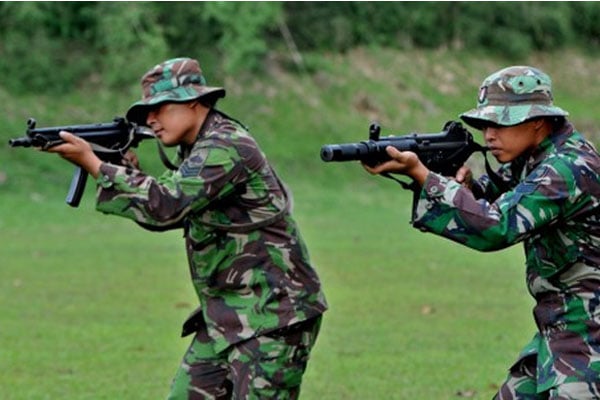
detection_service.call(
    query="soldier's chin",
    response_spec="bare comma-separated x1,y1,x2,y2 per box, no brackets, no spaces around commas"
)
492,151,513,163
159,137,179,147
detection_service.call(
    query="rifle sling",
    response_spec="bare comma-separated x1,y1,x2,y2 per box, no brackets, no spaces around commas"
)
482,150,514,194
71,126,138,157
156,140,180,171
380,172,418,191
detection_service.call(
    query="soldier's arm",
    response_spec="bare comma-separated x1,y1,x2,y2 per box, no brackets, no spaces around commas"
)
95,142,243,227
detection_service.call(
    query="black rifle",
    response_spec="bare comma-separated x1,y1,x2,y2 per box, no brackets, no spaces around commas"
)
320,120,486,185
9,117,155,207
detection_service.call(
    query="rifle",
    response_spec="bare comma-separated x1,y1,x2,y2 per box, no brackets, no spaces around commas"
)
9,117,155,207
320,120,486,186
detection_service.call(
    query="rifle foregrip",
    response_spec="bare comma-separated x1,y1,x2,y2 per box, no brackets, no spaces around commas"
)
66,167,89,208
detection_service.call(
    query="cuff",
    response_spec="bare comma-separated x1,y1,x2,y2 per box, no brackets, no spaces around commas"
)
421,173,447,200
96,163,125,188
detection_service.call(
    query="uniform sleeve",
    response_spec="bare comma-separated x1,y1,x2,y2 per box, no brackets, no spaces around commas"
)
95,141,244,228
412,157,579,252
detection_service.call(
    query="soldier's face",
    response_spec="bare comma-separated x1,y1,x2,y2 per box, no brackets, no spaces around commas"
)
146,102,205,146
483,120,544,163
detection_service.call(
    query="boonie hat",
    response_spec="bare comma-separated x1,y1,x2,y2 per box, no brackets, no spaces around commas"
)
460,65,568,130
126,57,225,125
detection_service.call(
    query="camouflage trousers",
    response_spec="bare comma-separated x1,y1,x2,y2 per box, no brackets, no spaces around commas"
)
166,316,322,400
493,354,600,400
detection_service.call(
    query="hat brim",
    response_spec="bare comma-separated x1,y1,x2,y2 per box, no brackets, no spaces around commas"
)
460,104,569,130
126,85,225,125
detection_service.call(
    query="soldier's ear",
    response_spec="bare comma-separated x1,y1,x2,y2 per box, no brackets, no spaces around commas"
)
190,101,210,111
531,118,547,132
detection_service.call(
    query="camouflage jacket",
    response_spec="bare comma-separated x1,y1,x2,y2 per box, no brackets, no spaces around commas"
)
412,122,600,391
95,110,327,353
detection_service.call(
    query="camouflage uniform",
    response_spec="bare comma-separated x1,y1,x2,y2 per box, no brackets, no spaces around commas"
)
412,67,600,399
96,58,328,399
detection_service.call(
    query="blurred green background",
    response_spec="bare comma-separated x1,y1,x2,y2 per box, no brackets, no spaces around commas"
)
2,2,600,399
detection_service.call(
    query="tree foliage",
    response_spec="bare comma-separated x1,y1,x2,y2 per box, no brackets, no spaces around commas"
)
0,2,598,94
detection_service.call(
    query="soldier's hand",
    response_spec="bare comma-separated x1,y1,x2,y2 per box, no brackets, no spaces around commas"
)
45,131,102,178
362,146,429,186
454,166,473,189
122,150,140,169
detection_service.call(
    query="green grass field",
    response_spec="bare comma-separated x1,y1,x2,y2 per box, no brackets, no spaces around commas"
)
1,178,531,400
2,48,600,399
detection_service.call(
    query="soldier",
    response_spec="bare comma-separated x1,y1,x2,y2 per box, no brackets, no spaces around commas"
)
363,66,600,399
45,57,328,399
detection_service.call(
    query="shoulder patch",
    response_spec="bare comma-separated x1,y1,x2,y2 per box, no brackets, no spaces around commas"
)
180,147,209,177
